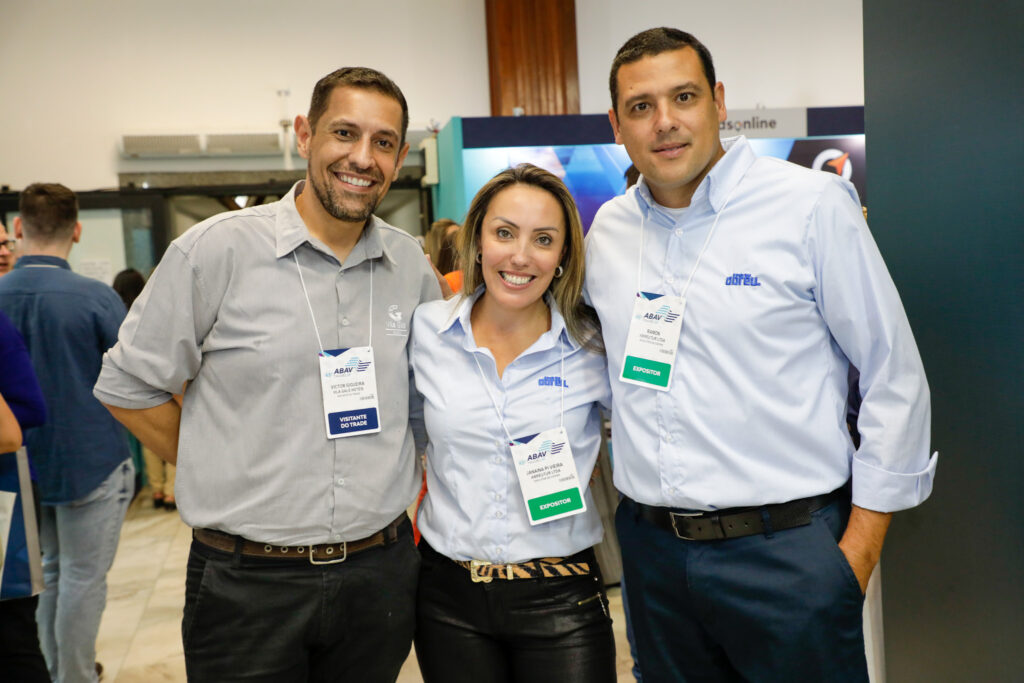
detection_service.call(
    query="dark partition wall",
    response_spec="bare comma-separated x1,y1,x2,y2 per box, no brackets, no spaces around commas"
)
863,2,1024,680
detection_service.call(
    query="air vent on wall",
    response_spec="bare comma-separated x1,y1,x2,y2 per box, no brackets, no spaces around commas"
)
205,133,281,156
122,134,202,157
119,133,288,158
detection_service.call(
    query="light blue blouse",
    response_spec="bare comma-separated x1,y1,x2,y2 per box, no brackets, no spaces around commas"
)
410,290,611,564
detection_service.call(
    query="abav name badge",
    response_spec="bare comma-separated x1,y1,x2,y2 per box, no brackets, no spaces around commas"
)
318,346,381,439
620,291,686,391
509,427,585,525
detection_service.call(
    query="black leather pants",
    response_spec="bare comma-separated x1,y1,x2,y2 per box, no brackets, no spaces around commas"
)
415,540,616,683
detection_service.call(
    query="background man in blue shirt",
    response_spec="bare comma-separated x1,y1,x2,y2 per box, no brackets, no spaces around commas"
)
0,184,133,683
585,28,936,681
0,222,17,275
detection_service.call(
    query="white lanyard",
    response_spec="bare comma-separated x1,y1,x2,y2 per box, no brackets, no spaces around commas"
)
472,324,586,526
471,325,565,444
635,183,740,296
293,250,373,350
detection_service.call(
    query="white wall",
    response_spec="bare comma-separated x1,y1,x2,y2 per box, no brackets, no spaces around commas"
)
1,0,864,192
0,0,490,191
576,0,864,114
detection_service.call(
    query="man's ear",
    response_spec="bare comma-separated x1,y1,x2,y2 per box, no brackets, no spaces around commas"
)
13,216,23,239
71,221,82,243
608,108,623,145
295,114,313,160
714,82,727,122
393,141,411,180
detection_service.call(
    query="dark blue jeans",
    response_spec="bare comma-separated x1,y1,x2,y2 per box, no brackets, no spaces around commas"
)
183,519,419,682
616,497,867,683
414,540,617,683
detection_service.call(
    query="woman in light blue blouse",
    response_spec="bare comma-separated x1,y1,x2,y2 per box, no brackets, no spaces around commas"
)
409,164,615,682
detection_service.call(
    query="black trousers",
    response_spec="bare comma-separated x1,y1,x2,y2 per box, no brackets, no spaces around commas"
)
183,519,419,683
414,540,616,683
0,595,50,682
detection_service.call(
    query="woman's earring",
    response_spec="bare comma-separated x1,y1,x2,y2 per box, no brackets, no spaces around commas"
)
475,253,482,264
554,265,564,278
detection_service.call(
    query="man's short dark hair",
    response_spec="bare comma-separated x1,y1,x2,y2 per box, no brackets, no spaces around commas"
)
19,183,78,241
307,67,409,147
609,28,717,113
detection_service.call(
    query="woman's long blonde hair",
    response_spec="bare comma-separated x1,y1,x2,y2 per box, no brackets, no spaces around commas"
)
456,163,601,351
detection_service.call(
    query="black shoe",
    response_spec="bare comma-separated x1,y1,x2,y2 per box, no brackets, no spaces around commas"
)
164,500,177,511
153,496,164,509
96,661,104,681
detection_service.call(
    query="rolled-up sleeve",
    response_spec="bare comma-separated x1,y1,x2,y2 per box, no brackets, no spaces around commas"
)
809,178,937,512
94,243,214,409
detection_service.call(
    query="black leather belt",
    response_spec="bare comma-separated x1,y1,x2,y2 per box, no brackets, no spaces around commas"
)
634,488,843,541
193,513,406,565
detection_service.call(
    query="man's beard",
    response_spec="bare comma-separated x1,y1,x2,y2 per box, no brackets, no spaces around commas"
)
310,171,381,223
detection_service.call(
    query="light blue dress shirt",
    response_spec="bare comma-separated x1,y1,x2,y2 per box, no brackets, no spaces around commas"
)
410,290,611,564
585,136,936,513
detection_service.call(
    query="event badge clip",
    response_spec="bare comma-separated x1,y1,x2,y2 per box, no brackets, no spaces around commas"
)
319,347,381,439
294,252,382,440
620,183,739,392
509,427,586,525
472,326,583,525
620,292,685,391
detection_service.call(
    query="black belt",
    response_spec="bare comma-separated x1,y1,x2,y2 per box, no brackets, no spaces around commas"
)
634,487,843,541
193,513,406,565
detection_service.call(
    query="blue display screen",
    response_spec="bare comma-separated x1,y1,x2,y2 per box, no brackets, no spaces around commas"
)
460,135,866,234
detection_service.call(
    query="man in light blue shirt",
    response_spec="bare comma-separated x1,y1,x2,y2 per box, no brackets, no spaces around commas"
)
585,28,936,682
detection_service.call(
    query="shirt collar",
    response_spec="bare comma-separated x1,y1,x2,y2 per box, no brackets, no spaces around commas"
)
274,180,396,267
633,135,756,225
13,254,70,270
439,287,577,354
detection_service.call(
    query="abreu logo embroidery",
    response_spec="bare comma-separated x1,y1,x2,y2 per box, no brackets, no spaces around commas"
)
724,273,762,287
537,376,569,388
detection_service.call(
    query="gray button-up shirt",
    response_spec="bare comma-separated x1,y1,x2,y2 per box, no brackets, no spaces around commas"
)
95,182,440,544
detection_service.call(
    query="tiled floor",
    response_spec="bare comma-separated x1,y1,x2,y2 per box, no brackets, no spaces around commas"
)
96,495,639,682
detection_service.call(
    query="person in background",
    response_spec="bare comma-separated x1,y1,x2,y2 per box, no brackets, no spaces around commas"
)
0,222,17,275
586,27,936,681
0,183,133,683
95,67,441,681
111,268,176,510
0,309,49,682
425,217,462,292
410,164,615,682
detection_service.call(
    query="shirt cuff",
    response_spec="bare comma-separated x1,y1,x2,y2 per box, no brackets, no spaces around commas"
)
93,363,175,410
851,451,938,513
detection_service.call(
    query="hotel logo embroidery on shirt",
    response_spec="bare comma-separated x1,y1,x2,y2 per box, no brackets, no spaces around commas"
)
385,304,409,336
724,273,762,287
537,376,569,388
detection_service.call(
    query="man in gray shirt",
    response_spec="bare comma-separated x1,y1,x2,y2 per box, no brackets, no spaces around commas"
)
95,67,440,681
